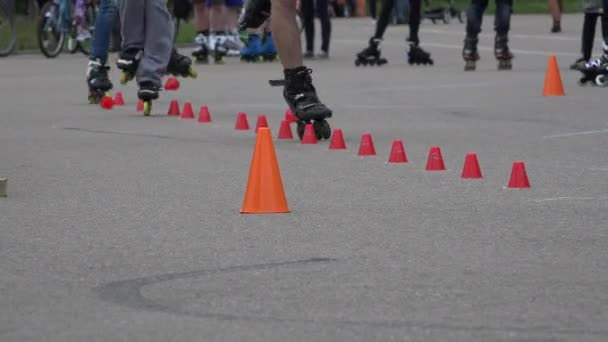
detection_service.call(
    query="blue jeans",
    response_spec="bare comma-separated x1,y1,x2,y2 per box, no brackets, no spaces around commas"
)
465,0,513,38
90,0,117,64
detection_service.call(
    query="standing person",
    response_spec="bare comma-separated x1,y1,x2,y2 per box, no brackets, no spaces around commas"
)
571,0,606,69
302,0,332,58
548,0,563,32
115,0,196,115
575,0,608,85
192,0,212,62
238,0,333,140
462,0,514,71
354,0,433,66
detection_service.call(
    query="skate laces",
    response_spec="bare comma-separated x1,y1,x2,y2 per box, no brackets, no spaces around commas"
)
586,54,608,68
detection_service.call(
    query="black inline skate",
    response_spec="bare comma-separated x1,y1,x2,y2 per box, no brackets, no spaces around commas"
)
494,34,513,70
269,67,332,141
238,0,271,30
86,58,113,104
137,81,161,116
167,48,198,78
355,38,388,66
462,36,479,71
116,48,142,85
576,52,608,86
406,36,433,65
213,37,229,64
192,33,210,64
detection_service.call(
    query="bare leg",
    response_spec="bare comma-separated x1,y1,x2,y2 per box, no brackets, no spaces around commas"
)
548,0,562,32
193,0,210,32
271,0,303,68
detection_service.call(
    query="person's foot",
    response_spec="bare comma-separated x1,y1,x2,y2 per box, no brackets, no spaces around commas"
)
303,51,315,59
551,20,561,33
316,51,329,59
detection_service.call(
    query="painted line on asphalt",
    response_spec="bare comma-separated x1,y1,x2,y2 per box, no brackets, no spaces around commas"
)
542,129,608,139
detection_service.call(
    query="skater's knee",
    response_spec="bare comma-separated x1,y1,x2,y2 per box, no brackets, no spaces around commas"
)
272,0,297,12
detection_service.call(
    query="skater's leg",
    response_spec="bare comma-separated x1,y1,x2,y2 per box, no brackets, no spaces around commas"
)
407,0,421,43
317,0,331,55
494,0,513,37
301,0,315,55
582,11,599,61
118,0,145,51
548,0,562,32
90,0,116,65
138,0,174,87
373,0,395,39
270,0,303,68
465,0,488,39
194,0,210,34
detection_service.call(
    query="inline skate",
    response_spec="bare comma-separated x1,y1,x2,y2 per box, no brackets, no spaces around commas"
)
355,38,388,66
260,32,278,62
86,58,113,104
192,33,210,64
137,81,161,116
495,34,513,70
576,52,608,86
167,48,198,78
212,35,229,64
270,67,332,141
407,36,433,65
240,34,263,62
462,36,479,71
238,0,271,30
117,48,142,85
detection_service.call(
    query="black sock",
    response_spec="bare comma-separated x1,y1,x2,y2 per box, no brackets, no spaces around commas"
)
582,12,599,60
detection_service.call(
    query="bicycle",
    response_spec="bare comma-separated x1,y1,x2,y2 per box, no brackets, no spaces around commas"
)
37,0,97,58
0,0,17,57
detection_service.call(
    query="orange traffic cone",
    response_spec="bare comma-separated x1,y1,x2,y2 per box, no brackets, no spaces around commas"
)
543,55,565,96
241,127,290,214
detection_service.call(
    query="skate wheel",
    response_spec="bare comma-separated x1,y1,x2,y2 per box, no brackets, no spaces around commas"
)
189,68,198,79
296,121,306,141
595,74,607,86
314,120,331,140
355,59,361,67
143,101,151,116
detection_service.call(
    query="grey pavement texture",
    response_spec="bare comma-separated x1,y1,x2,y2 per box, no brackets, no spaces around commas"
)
1,14,608,342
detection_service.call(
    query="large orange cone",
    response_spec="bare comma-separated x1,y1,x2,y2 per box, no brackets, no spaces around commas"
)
507,161,530,188
241,127,290,214
461,153,482,178
388,139,407,163
426,146,446,171
543,55,565,96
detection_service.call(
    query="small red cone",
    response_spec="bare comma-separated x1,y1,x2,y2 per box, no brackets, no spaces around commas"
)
198,106,212,123
461,153,482,178
425,146,446,171
285,109,297,123
164,77,180,91
113,92,125,106
235,112,249,130
301,124,318,144
255,114,269,132
388,139,407,163
181,102,195,119
329,129,346,150
357,133,376,156
508,161,530,188
137,99,144,112
277,120,293,139
100,96,114,110
168,100,180,116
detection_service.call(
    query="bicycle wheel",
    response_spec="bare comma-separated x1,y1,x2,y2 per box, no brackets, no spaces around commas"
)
0,0,17,57
38,1,66,58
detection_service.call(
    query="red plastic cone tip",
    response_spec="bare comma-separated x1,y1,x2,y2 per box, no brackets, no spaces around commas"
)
388,139,407,163
277,120,293,139
285,109,297,123
181,102,195,119
301,124,318,144
508,161,531,188
255,115,269,132
113,92,125,106
329,128,347,150
425,146,446,171
100,96,114,110
198,106,212,122
137,99,144,112
461,153,482,178
357,133,376,156
168,100,180,116
164,77,180,91
235,112,250,130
